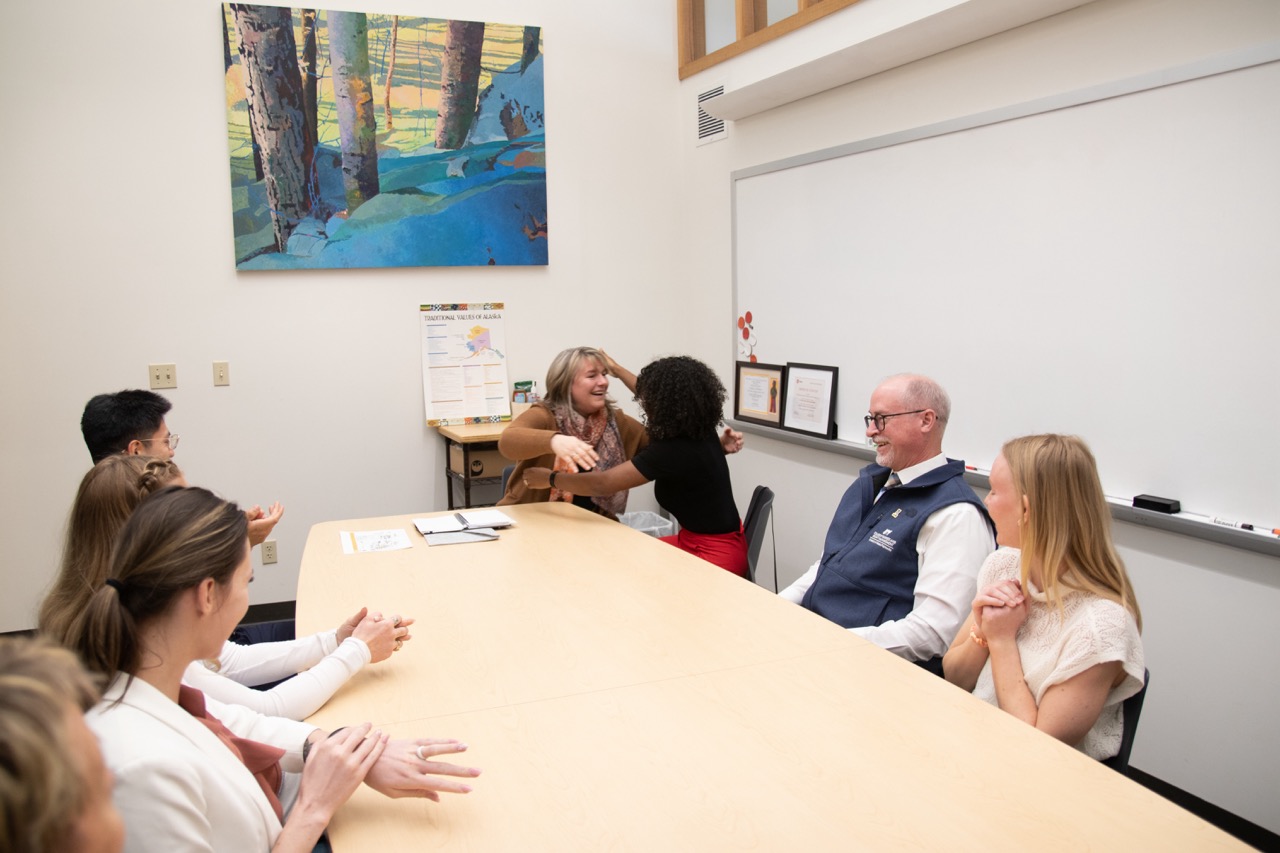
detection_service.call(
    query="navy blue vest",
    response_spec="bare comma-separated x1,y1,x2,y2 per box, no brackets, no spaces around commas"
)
801,459,991,630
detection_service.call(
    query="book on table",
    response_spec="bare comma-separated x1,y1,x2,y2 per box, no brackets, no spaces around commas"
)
413,509,515,544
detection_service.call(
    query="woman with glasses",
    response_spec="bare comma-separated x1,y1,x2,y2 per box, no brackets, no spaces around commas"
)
40,454,413,721
69,486,479,853
522,356,749,576
942,434,1144,760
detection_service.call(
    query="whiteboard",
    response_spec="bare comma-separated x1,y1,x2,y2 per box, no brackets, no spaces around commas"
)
732,46,1280,526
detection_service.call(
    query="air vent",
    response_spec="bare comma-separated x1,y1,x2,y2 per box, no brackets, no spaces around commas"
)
696,85,728,146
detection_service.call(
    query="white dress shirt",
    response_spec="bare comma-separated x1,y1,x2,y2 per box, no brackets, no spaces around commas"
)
780,454,995,661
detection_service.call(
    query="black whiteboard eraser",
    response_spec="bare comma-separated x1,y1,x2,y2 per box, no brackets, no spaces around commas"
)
1134,494,1180,514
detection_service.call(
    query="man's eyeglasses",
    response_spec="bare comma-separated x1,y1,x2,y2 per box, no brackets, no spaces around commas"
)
138,434,180,451
863,410,925,431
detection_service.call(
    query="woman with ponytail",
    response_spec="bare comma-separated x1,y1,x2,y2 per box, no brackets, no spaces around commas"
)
68,486,479,853
40,455,412,720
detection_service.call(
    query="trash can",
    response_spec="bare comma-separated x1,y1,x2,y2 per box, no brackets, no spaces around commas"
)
619,510,675,538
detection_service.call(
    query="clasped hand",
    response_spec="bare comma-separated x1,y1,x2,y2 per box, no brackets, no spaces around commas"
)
336,607,415,663
971,579,1027,644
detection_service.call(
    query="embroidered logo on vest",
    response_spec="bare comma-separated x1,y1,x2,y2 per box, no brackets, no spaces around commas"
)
869,527,897,552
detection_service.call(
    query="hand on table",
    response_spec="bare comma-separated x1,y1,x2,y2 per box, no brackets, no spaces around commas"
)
246,501,284,547
364,738,481,801
297,723,388,820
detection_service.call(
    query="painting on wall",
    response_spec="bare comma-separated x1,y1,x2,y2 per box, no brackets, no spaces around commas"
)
223,4,547,269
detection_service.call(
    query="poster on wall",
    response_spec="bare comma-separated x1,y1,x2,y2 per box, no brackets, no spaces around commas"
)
223,5,547,269
420,304,511,426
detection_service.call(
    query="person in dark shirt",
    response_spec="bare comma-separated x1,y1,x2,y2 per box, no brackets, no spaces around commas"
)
523,355,748,576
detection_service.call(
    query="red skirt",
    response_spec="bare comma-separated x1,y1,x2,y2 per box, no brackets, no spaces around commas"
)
661,526,749,577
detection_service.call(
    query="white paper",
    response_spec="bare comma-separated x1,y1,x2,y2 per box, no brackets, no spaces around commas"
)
420,304,511,424
339,529,414,554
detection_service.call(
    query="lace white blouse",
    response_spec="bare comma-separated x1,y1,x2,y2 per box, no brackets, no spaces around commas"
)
972,548,1144,759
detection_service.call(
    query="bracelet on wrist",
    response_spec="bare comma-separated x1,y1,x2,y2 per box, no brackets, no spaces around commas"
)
302,727,348,762
549,471,557,488
969,625,989,648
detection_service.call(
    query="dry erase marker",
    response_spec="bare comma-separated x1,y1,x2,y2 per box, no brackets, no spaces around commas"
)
1211,517,1254,531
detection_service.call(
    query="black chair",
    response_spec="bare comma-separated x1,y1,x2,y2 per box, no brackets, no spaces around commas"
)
1102,668,1150,774
501,464,515,493
742,485,775,584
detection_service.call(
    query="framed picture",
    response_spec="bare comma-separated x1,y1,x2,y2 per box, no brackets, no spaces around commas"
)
781,362,839,439
734,361,786,427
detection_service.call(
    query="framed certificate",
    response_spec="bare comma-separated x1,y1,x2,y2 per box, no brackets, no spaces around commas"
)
733,361,786,427
781,362,838,439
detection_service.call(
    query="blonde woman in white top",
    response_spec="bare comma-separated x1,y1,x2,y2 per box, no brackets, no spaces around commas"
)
942,434,1144,760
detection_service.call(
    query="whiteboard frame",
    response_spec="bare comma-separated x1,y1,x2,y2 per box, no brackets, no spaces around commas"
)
729,42,1280,559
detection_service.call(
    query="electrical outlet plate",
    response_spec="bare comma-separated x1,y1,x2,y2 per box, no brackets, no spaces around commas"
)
261,540,278,564
149,363,177,390
213,360,230,386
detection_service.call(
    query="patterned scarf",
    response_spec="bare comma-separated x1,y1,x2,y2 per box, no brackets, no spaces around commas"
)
178,685,285,822
552,405,628,519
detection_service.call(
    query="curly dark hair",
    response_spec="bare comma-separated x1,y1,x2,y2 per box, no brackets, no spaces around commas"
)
634,356,726,440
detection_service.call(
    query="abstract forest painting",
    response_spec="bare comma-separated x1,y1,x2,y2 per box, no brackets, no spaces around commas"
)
223,5,547,269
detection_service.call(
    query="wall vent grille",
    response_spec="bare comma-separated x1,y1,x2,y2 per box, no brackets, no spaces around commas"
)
697,86,728,145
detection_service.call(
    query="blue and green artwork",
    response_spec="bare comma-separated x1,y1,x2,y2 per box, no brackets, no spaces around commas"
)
223,5,547,269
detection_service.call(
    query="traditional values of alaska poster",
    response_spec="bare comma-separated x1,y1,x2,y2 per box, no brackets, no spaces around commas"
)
420,304,511,425
223,5,547,269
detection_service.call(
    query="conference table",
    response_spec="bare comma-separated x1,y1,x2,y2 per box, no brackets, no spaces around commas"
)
297,502,1241,851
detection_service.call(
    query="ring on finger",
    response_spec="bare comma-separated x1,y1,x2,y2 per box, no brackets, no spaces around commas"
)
416,745,428,760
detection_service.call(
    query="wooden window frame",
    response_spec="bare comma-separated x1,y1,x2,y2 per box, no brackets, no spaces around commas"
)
678,0,862,80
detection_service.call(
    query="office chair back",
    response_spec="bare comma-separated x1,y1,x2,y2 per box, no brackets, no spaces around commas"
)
501,465,515,493
1102,668,1149,774
742,485,775,584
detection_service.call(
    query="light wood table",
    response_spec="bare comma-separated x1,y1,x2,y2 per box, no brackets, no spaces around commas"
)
298,502,1243,851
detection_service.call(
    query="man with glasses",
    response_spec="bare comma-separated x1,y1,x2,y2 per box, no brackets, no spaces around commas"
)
79,389,282,546
81,389,178,463
780,374,994,676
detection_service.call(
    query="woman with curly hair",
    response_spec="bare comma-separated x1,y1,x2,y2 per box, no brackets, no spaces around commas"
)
499,347,743,520
524,355,749,576
498,346,649,519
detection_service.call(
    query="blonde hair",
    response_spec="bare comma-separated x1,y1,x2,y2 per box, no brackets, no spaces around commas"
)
543,347,615,414
0,637,101,853
1002,434,1142,631
39,455,183,646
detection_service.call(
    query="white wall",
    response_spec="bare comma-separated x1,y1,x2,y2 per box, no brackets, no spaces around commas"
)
681,0,1280,833
0,0,685,630
3,0,1277,836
